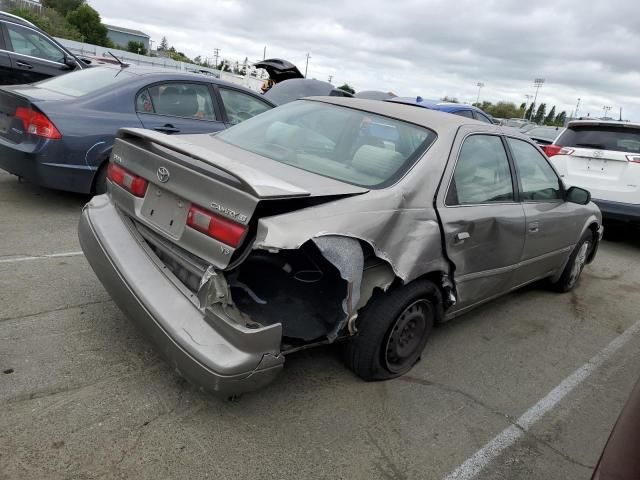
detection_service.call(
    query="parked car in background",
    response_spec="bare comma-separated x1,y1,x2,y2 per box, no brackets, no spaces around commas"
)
0,11,86,85
547,120,640,224
388,97,494,123
263,78,353,105
503,118,535,129
524,125,563,145
79,97,602,395
0,65,275,194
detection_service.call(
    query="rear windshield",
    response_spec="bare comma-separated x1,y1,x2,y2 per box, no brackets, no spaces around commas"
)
36,67,136,97
557,125,640,153
216,100,437,188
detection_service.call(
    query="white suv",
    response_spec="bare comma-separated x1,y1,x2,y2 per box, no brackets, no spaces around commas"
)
546,120,640,223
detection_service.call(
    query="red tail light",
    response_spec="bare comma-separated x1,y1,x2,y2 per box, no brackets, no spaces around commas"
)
15,107,62,139
626,155,640,164
107,162,148,197
187,205,247,248
542,144,563,157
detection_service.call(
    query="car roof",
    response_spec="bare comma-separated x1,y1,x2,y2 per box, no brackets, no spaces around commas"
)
89,65,270,98
305,96,484,131
388,97,485,114
567,119,640,129
0,11,38,28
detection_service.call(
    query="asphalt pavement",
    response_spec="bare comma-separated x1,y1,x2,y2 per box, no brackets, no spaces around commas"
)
1,169,639,480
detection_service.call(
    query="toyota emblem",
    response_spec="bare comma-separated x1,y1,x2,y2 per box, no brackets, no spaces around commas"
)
157,166,170,183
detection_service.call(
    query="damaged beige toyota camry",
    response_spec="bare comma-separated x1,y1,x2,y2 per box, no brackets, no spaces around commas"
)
79,97,603,395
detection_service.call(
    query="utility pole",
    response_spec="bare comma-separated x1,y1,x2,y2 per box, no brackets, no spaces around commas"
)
529,78,545,122
213,48,220,69
523,94,532,119
263,46,266,60
475,82,484,105
304,53,311,78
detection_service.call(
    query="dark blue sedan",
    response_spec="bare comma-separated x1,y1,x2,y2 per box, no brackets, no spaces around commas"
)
387,96,494,124
0,66,275,193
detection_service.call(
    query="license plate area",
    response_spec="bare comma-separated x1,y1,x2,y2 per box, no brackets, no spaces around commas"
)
140,186,189,238
586,158,607,172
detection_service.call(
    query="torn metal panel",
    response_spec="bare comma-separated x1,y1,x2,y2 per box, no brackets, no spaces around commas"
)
253,186,450,284
312,236,364,339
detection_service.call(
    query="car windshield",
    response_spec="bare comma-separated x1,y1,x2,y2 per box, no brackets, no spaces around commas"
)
557,125,640,153
36,67,136,97
216,100,437,188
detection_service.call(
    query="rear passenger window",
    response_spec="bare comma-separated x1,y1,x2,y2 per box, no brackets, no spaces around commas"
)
447,135,514,205
507,138,562,201
453,110,474,119
139,83,217,120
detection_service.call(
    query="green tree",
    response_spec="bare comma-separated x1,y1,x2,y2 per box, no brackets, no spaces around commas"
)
544,106,556,125
42,0,83,16
554,111,567,126
126,41,147,55
525,103,535,120
8,7,82,41
66,4,110,46
441,95,459,103
534,103,546,124
158,36,169,51
488,102,520,119
338,83,356,94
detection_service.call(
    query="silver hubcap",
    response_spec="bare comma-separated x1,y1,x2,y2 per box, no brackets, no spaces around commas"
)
568,241,590,287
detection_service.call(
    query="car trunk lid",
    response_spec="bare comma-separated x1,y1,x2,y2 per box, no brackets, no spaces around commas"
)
110,128,368,270
0,87,67,144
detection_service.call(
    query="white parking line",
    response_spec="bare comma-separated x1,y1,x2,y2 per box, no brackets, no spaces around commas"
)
443,317,640,480
0,251,84,264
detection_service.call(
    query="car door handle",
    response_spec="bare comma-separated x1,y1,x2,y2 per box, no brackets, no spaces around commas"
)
455,231,471,242
154,124,180,134
15,61,33,69
528,222,540,233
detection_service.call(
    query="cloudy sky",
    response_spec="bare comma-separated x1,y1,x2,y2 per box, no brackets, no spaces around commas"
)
92,0,640,120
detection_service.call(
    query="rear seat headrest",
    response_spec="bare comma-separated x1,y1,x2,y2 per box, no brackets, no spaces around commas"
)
352,145,405,179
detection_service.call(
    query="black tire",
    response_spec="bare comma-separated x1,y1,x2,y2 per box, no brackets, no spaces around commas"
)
93,161,108,195
551,230,594,293
344,279,443,381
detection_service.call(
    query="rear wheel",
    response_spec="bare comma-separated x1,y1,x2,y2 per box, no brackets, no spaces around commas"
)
344,280,442,381
551,231,593,293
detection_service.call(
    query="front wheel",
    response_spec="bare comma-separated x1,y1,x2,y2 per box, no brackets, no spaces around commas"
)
344,280,443,381
551,231,593,293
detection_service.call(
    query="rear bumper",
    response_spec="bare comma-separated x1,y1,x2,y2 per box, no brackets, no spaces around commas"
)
0,140,96,194
78,195,284,395
593,199,640,223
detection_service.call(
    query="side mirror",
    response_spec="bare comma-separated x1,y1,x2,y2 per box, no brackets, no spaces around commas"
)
566,186,591,205
63,55,78,69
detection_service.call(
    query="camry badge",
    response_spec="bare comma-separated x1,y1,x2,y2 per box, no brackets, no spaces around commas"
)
157,166,170,183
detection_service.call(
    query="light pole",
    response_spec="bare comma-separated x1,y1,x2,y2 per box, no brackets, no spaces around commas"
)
571,98,581,119
602,105,612,119
213,48,220,69
529,78,545,122
475,82,484,105
328,75,333,83
523,94,532,119
304,52,311,78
